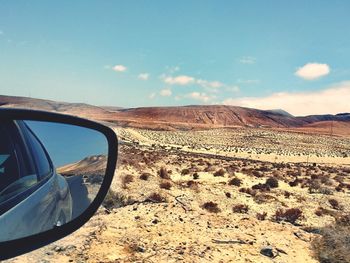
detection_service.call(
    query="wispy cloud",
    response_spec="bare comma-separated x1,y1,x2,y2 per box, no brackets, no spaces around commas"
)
223,81,350,116
164,75,195,85
162,74,236,94
185,92,215,103
226,85,240,92
196,79,224,89
295,63,330,80
112,65,127,72
165,66,180,74
237,79,260,84
138,73,149,80
160,88,172,97
148,92,156,99
238,56,256,64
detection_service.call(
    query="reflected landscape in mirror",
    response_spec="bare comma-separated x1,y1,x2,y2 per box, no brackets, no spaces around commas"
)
0,120,108,242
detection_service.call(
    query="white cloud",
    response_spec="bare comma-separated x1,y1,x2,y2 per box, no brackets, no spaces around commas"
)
186,92,215,103
226,85,240,92
295,63,330,80
112,65,127,72
237,79,260,84
138,73,149,80
196,79,224,89
148,92,156,99
238,56,256,64
160,88,172,97
164,75,195,85
223,81,350,116
166,66,180,74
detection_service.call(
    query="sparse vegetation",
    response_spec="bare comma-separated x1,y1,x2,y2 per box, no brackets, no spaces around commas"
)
256,212,267,221
328,199,341,210
122,174,134,189
274,208,303,224
228,177,242,187
181,168,190,175
103,189,133,210
213,168,225,177
265,177,279,188
232,204,249,213
159,167,170,179
140,172,151,181
159,181,172,190
202,201,221,213
147,192,167,203
312,214,350,263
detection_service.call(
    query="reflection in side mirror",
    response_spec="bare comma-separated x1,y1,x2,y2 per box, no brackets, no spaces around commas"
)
0,120,108,242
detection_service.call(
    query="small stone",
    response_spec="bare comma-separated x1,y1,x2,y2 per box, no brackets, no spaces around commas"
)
260,246,276,258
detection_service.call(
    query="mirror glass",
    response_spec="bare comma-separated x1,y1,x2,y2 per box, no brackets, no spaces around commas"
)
0,120,108,242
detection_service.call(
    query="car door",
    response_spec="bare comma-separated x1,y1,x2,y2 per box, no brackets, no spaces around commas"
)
0,120,62,241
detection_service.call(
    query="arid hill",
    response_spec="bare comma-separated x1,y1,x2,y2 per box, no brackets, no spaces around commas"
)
0,95,112,120
1,95,349,133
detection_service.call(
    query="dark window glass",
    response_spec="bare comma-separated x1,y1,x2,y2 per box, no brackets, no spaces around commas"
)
0,123,20,192
22,125,52,179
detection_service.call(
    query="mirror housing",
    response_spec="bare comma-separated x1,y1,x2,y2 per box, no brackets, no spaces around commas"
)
0,109,118,260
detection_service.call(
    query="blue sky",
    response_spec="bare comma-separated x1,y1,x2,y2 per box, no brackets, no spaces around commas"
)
0,1,350,115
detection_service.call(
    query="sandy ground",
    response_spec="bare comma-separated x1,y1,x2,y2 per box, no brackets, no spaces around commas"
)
6,127,350,263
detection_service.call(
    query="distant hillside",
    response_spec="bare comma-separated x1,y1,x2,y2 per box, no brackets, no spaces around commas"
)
109,105,304,130
0,95,113,120
1,95,349,133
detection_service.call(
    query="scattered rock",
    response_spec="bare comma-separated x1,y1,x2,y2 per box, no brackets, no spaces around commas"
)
260,246,277,258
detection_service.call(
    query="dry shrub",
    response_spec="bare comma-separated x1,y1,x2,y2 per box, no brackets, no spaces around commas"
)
232,204,249,213
147,192,167,203
202,201,221,213
186,180,199,192
284,191,291,198
140,172,151,181
159,167,170,179
192,172,199,180
275,208,302,224
333,175,344,183
122,174,134,189
256,212,267,221
308,180,322,193
252,170,263,178
103,189,134,209
335,183,344,192
329,199,341,210
252,183,270,192
315,207,338,217
239,187,257,197
265,177,279,188
228,177,242,187
225,192,231,198
312,214,350,263
181,168,190,175
124,240,144,254
213,168,225,177
160,181,172,190
253,193,278,204
289,179,299,187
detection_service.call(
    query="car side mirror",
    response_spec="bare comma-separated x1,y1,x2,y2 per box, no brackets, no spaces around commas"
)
0,109,118,260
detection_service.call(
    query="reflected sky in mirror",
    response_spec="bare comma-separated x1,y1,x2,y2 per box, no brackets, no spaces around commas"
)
25,121,108,167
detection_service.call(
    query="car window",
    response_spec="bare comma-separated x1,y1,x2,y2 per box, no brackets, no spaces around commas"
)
20,123,52,180
0,123,20,193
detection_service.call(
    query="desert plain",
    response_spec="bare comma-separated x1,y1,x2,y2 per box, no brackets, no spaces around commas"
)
1,96,350,263
7,125,350,263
